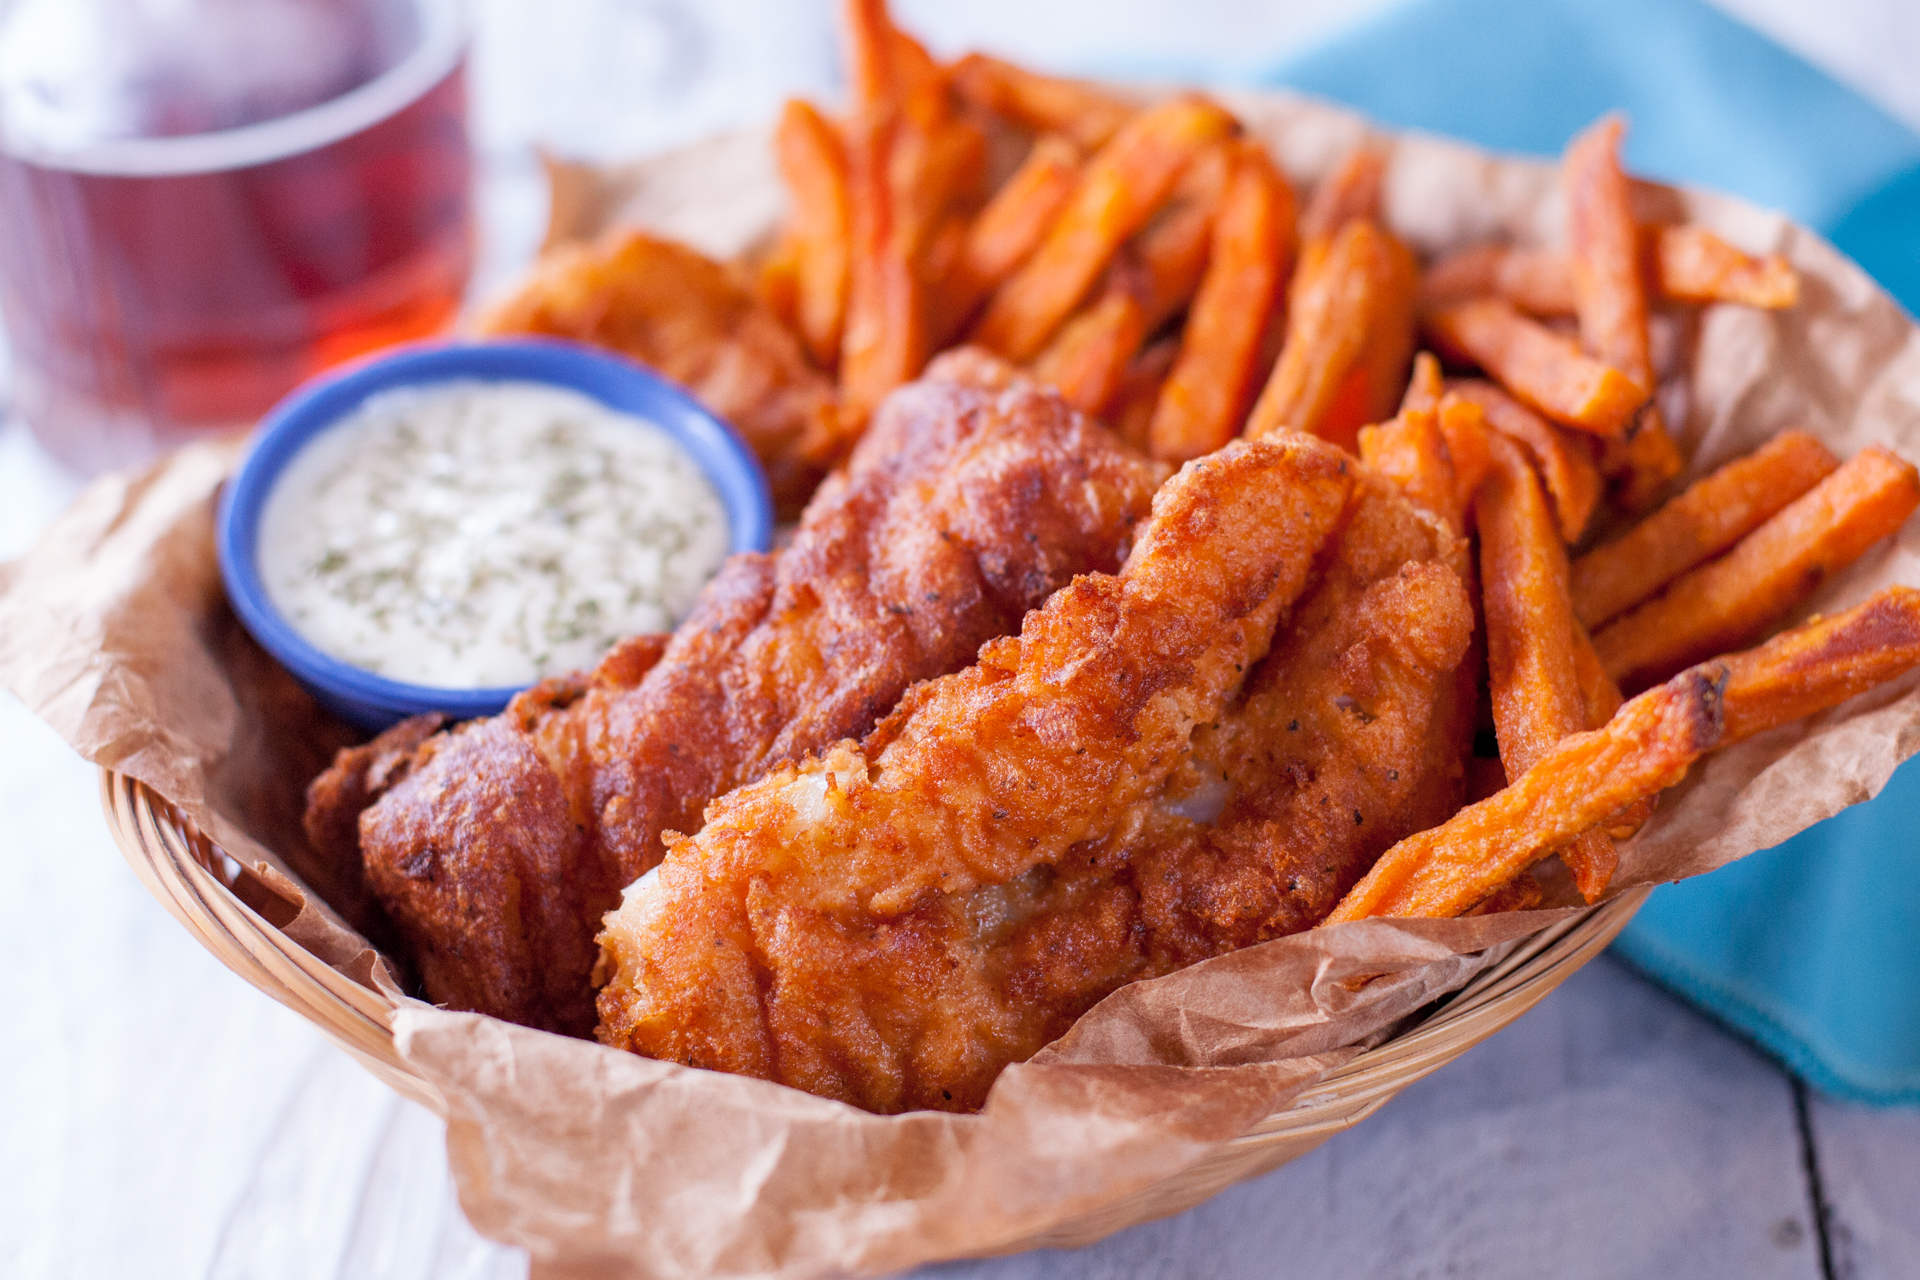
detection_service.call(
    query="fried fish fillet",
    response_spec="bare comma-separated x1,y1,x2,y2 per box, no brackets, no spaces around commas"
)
1132,472,1476,963
475,229,844,513
324,367,1164,1036
595,437,1362,1112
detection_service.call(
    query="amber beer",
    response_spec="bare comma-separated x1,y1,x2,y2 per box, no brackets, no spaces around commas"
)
0,0,473,474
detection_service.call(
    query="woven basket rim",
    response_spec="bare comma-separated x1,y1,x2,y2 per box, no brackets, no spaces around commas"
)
99,767,1649,1132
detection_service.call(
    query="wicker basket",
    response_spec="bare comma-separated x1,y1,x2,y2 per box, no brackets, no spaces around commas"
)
100,765,1648,1250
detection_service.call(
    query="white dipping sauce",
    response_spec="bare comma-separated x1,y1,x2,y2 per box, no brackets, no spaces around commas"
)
258,379,731,688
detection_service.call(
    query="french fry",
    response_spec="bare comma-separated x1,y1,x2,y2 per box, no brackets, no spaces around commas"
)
1448,380,1602,543
1418,228,1800,315
1566,117,1692,513
1571,430,1841,628
1327,587,1920,921
1596,446,1920,691
1421,244,1578,315
757,232,803,332
1651,224,1800,309
1028,289,1149,417
1353,234,1421,448
1400,350,1445,415
1148,142,1295,461
1477,433,1617,901
1127,141,1233,329
1246,219,1402,446
1570,617,1653,838
1719,586,1920,746
1359,407,1460,531
947,52,1136,151
1299,143,1387,249
1426,298,1647,436
939,134,1082,338
1565,118,1650,389
971,95,1237,361
1436,394,1493,519
838,0,933,419
838,3,987,422
1110,338,1180,451
774,99,854,368
1466,872,1545,915
1324,661,1725,922
1598,419,1685,514
1571,618,1623,730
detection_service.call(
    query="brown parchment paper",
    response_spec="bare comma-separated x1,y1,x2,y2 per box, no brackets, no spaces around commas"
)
6,85,1920,1280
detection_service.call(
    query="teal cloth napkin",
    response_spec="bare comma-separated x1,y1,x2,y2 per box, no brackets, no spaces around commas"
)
1264,0,1920,1104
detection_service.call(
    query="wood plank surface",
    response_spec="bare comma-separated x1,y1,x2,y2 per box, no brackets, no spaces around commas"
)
1811,1097,1920,1279
928,959,1825,1280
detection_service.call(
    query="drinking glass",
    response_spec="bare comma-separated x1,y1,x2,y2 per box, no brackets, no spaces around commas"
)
0,0,475,474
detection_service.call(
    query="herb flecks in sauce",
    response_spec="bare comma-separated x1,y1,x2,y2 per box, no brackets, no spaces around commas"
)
258,380,730,689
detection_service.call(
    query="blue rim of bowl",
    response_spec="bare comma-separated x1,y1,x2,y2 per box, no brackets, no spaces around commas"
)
217,338,774,728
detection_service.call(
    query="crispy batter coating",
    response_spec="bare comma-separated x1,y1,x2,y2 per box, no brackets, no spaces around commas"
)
329,370,1164,1035
596,438,1473,1113
1136,472,1475,962
475,229,844,513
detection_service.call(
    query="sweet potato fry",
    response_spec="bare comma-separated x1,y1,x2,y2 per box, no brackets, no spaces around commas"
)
1324,661,1725,922
939,134,1081,338
1571,618,1623,730
1466,872,1545,916
1300,143,1387,248
1652,224,1800,309
1596,446,1920,690
774,99,854,369
1719,586,1920,746
1246,219,1403,445
757,232,802,331
1572,430,1841,628
1110,338,1179,451
1448,379,1602,543
1570,617,1652,838
1352,235,1421,448
947,52,1136,151
839,3,986,421
1360,407,1460,531
1426,298,1647,436
1436,394,1493,518
1148,142,1295,461
1028,289,1150,417
1565,118,1650,388
1566,117,1689,511
971,95,1237,361
837,0,930,418
1127,141,1233,329
1419,229,1800,315
1331,586,1920,921
1401,350,1445,415
1477,433,1617,901
1421,244,1578,315
1598,418,1685,514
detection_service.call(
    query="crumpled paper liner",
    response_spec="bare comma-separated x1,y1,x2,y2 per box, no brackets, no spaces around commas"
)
5,85,1919,1279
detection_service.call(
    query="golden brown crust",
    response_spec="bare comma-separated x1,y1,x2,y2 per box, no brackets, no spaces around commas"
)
594,439,1477,1113
475,229,844,514
345,375,1163,1035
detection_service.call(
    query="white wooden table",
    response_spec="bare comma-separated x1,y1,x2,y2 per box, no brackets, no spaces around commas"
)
3,2,1918,1276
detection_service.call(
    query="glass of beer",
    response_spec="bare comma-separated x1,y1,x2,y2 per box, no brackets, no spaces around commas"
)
0,0,474,475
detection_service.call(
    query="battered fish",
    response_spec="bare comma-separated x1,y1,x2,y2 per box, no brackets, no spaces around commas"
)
476,229,845,513
595,437,1359,1111
1133,471,1475,963
321,365,1164,1036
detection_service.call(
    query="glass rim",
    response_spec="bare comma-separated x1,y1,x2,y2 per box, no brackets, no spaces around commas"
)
0,0,467,178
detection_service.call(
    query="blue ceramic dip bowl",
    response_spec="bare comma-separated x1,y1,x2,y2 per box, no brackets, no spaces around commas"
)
217,339,773,734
